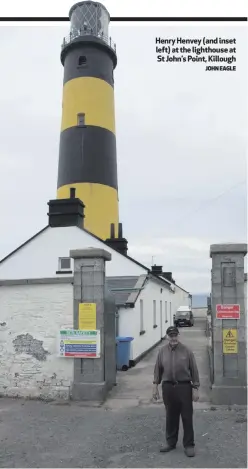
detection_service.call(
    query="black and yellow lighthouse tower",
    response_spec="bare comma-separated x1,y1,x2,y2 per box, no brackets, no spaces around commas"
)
57,1,118,240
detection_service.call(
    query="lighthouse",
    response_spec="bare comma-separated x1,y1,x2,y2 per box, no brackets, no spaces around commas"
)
57,1,119,241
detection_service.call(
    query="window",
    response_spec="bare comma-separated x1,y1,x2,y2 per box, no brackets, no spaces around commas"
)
59,257,71,271
140,300,144,333
78,55,87,66
160,300,162,328
165,301,168,322
77,113,85,126
115,309,119,337
153,300,157,326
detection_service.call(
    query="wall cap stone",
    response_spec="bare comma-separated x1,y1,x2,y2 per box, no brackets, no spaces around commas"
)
0,277,73,286
70,248,112,261
210,243,247,257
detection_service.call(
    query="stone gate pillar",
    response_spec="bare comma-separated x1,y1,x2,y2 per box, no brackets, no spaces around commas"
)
70,248,116,402
210,243,247,405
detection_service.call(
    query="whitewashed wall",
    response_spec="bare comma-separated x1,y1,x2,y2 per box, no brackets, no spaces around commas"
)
0,225,191,389
0,277,190,399
245,278,247,315
118,277,187,361
0,226,147,280
0,282,73,399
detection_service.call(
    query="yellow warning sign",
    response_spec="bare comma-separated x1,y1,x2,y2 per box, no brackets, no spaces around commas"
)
223,329,238,354
78,303,96,330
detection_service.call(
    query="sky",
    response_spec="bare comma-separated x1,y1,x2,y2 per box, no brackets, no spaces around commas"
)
0,3,247,294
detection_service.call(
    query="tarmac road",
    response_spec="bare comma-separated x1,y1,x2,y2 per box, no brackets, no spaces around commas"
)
0,318,246,468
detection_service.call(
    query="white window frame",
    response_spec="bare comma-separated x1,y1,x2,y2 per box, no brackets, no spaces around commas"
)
140,299,144,332
165,301,168,323
160,300,163,331
58,257,71,271
77,113,85,126
153,300,157,326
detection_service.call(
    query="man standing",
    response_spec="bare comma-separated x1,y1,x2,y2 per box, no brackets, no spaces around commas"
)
152,326,200,458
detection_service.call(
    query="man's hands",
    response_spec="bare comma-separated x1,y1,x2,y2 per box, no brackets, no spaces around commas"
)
152,383,160,401
192,388,199,402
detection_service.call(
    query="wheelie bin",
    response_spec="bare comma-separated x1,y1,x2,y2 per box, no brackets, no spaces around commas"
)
116,336,134,371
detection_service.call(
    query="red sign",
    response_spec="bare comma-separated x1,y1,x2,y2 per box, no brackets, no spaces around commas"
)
216,304,240,319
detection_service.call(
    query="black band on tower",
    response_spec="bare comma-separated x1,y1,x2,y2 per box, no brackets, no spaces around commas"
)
57,126,118,189
62,37,116,87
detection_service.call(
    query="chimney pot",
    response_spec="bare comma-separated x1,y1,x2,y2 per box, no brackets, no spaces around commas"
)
70,188,76,198
118,222,123,239
110,223,115,239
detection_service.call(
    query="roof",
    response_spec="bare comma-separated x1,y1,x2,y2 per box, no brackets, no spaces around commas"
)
0,223,188,294
0,226,49,265
0,224,150,274
173,283,190,294
106,275,147,306
177,305,191,312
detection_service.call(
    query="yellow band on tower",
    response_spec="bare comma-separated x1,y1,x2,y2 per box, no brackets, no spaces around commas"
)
61,77,116,135
57,182,119,240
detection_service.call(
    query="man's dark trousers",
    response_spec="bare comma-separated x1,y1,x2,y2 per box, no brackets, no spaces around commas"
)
162,381,194,448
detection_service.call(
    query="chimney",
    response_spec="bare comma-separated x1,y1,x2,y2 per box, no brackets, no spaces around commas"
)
48,188,85,228
162,272,172,281
105,223,128,256
161,272,176,283
151,265,163,275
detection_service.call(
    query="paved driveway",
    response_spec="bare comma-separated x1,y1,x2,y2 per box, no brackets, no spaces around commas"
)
106,318,211,408
0,318,246,468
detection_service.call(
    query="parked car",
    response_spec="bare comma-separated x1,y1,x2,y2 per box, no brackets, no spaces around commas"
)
174,306,194,327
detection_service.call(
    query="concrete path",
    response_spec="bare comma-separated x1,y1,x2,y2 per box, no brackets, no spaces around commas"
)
105,318,211,410
0,318,246,468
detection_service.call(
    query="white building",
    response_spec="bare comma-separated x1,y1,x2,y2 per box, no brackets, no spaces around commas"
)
0,198,191,399
245,273,247,311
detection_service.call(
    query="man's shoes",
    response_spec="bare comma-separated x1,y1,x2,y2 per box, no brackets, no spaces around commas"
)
184,446,195,457
160,444,176,453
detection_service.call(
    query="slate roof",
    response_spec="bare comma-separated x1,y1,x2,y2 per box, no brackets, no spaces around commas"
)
106,275,147,306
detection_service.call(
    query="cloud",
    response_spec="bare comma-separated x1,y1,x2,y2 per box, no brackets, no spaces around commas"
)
128,236,213,293
156,237,210,252
129,237,210,260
